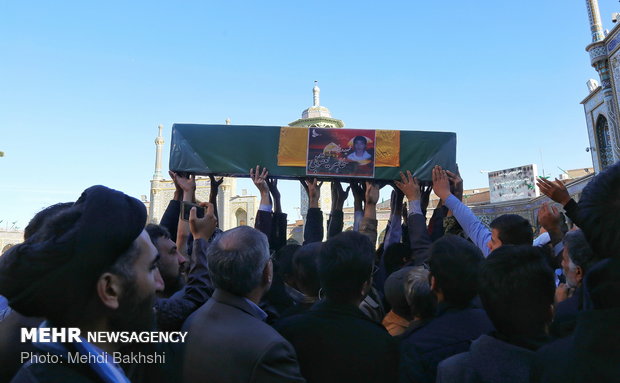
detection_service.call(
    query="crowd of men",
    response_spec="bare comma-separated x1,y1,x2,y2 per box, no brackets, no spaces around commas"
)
0,160,618,383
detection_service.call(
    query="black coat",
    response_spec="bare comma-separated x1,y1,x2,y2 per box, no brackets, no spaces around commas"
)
399,302,494,383
276,300,399,383
10,361,102,383
549,287,582,338
533,308,620,383
437,334,545,383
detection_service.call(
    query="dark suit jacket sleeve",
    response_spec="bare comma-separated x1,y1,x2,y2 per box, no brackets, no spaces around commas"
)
399,342,431,383
563,198,581,227
160,200,181,241
271,212,288,252
428,206,447,242
303,208,323,244
327,210,344,239
252,341,306,383
255,210,273,241
407,213,432,266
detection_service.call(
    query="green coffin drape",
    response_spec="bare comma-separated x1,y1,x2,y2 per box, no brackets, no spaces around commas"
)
169,124,457,182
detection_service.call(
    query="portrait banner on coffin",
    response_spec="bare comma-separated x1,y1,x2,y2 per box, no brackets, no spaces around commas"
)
306,128,376,178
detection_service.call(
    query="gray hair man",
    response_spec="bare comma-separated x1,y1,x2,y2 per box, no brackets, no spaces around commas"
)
551,229,594,337
182,226,305,383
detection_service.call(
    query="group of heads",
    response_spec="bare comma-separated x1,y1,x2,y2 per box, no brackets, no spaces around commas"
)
208,228,376,306
0,161,618,339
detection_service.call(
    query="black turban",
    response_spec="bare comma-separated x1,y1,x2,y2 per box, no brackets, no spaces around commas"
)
0,185,147,319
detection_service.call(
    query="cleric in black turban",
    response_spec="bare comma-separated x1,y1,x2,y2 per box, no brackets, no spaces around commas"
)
0,185,147,324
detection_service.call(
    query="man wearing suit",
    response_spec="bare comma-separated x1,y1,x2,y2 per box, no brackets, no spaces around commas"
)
276,231,399,383
182,225,305,383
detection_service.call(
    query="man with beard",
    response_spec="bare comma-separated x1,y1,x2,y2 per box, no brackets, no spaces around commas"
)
146,224,187,297
0,185,164,383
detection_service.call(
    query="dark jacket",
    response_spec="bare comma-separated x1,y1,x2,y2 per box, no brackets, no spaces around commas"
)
303,208,323,244
182,289,305,383
437,334,541,383
255,209,273,244
399,302,494,383
159,200,181,242
0,312,43,382
255,210,289,252
407,213,432,266
533,308,620,383
550,287,582,338
326,210,344,239
562,199,581,228
276,300,399,383
271,212,288,251
10,361,102,383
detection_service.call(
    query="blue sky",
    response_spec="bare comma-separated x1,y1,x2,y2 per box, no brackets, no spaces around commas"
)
1,1,617,230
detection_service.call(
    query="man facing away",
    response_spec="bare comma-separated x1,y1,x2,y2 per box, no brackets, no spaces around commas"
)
182,226,305,383
276,231,399,383
0,185,164,383
437,245,555,383
399,235,494,383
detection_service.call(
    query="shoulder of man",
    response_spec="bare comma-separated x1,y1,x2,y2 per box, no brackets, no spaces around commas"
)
437,352,477,383
251,339,305,383
11,361,100,383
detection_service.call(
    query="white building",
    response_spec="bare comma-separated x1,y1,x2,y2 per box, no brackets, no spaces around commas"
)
147,124,258,229
581,0,620,171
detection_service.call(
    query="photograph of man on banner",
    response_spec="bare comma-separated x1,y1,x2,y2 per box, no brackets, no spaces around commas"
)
306,128,376,178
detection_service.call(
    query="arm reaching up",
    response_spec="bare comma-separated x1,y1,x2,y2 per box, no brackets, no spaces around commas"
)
433,165,492,257
301,178,324,244
327,181,349,238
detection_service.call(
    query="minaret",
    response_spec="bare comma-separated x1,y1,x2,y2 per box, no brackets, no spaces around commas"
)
585,0,605,42
153,124,164,180
149,125,165,223
585,0,620,164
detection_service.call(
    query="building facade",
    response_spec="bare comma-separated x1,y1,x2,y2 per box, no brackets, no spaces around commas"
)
0,230,23,255
147,124,258,230
582,0,620,171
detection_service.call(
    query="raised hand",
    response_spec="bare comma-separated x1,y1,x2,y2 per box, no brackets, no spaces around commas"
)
365,181,380,206
169,171,184,201
266,177,281,213
301,178,323,208
446,164,463,201
537,177,571,206
389,184,405,214
432,165,452,201
208,175,224,223
331,180,350,211
209,175,224,201
189,202,217,241
250,166,269,194
395,170,420,201
538,202,564,246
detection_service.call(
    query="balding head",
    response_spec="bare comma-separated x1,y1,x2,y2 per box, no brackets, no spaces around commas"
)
207,226,271,297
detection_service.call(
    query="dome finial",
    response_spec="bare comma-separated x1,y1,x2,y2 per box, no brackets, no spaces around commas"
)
313,80,320,107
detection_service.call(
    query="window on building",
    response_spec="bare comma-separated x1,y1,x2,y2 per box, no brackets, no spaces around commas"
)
236,208,247,227
596,115,614,169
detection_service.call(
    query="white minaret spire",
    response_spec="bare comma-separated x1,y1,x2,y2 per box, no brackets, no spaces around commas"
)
153,124,164,180
313,80,320,107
